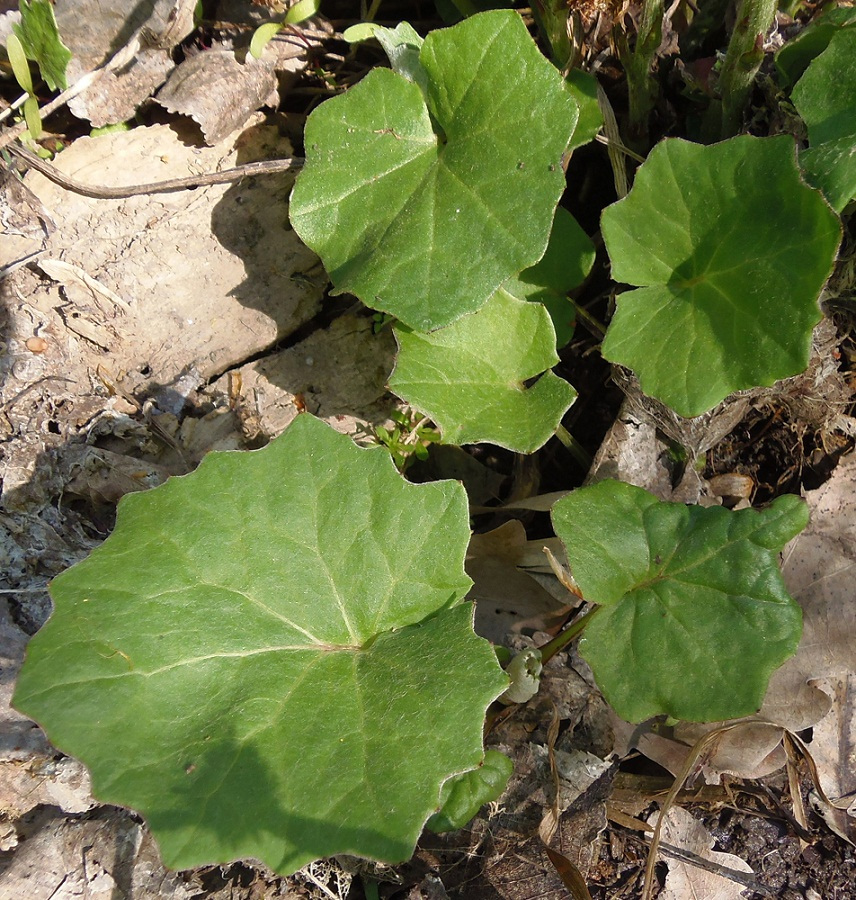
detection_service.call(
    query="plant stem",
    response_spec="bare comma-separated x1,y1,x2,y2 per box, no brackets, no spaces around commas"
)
363,0,383,22
554,425,592,471
718,0,776,137
572,300,606,339
617,0,664,146
538,605,599,665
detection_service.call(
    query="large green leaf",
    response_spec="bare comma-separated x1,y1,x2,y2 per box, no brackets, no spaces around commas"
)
389,291,577,452
792,28,856,213
289,10,578,331
601,135,841,418
14,415,507,874
552,481,807,723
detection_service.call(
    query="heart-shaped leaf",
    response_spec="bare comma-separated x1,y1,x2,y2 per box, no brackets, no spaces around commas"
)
552,480,807,723
289,10,578,331
792,27,856,212
14,415,507,874
389,291,577,452
600,135,841,417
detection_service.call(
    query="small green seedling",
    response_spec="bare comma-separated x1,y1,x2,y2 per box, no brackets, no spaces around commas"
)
365,408,441,471
249,0,322,59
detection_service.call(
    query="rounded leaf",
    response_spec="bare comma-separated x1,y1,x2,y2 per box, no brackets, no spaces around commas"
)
14,415,507,874
290,10,578,331
552,481,807,723
601,135,841,417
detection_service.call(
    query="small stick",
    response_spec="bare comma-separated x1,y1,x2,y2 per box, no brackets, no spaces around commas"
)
5,142,304,199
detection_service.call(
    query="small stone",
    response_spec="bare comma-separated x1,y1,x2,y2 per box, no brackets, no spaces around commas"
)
25,337,48,353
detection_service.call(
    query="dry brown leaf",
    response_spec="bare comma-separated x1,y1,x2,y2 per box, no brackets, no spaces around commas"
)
156,50,278,145
762,452,856,731
805,675,856,844
467,521,573,644
68,47,175,127
55,0,194,73
651,807,754,900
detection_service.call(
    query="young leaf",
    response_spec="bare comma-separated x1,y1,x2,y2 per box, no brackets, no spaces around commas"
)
791,28,856,213
6,33,42,139
249,0,320,58
552,480,807,723
290,10,578,331
343,22,380,43
600,135,841,417
13,415,507,875
389,291,577,452
249,22,283,58
22,94,42,139
284,0,320,25
426,750,513,833
501,207,594,348
371,22,428,95
6,32,34,94
12,0,71,91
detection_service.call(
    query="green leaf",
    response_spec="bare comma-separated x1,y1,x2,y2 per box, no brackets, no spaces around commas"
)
6,32,34,94
343,22,380,43
551,481,807,723
775,6,856,88
426,750,513,832
22,94,42,139
389,291,577,452
12,0,71,91
371,22,427,95
14,415,507,875
600,135,841,418
290,10,578,331
565,69,602,152
284,0,320,25
792,28,856,213
249,21,283,59
502,207,594,348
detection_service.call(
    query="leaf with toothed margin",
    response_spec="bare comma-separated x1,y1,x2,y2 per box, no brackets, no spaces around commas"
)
551,480,807,723
289,10,578,331
600,135,841,417
13,414,507,875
